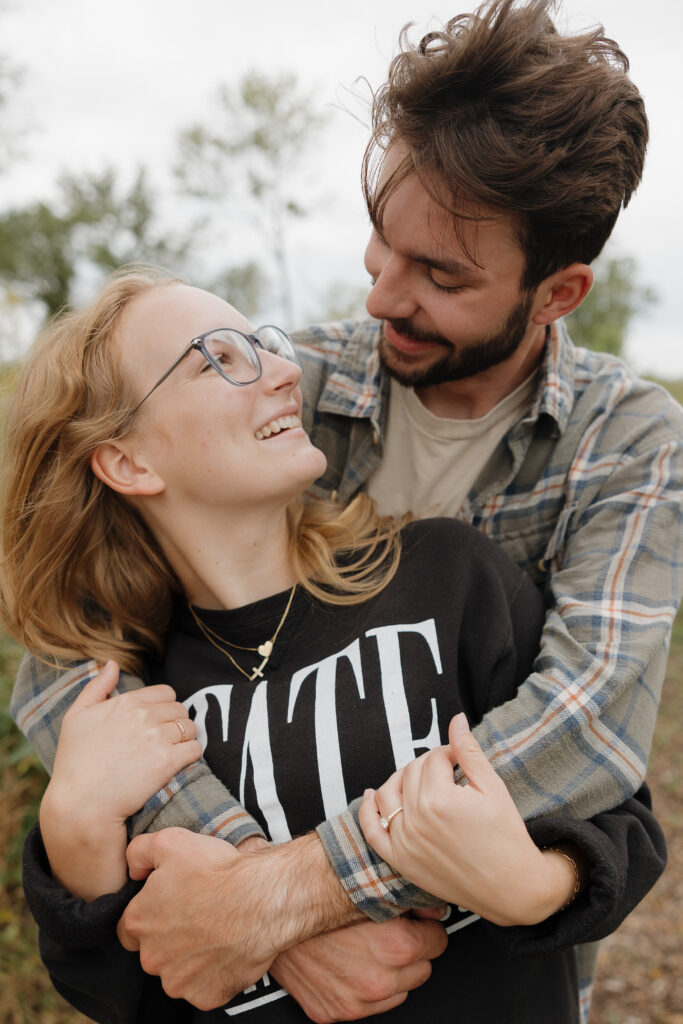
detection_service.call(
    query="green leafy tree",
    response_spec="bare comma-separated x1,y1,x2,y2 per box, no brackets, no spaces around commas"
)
175,71,327,324
0,167,193,322
316,280,370,323
62,168,193,278
566,255,657,358
207,262,269,319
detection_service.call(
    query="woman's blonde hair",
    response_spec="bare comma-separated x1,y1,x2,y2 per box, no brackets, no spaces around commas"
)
0,267,402,675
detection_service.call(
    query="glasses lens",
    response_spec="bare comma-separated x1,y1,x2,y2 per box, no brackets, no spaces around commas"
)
255,326,301,367
203,330,261,383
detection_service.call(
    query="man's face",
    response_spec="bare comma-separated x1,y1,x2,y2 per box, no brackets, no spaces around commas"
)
364,165,542,389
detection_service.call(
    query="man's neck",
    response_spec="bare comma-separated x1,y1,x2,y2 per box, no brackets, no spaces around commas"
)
415,324,547,420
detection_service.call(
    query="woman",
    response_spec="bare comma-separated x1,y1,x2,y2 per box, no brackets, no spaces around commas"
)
1,268,665,1023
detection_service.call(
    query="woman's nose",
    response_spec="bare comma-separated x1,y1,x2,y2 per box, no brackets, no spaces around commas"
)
259,349,302,391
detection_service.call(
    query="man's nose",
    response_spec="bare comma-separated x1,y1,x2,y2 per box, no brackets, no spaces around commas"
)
364,234,418,321
365,258,419,321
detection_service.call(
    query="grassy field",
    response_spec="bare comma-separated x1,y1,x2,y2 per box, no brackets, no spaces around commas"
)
0,617,681,1024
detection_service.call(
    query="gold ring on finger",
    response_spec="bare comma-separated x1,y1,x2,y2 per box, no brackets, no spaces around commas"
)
379,806,404,831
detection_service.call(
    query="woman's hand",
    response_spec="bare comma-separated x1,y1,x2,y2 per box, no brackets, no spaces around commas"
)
47,660,201,824
359,714,579,927
40,660,201,901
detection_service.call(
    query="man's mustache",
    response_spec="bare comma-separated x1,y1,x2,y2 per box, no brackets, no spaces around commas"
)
384,319,452,348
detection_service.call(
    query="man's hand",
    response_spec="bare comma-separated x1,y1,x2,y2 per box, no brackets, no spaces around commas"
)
270,915,447,1023
117,827,362,1011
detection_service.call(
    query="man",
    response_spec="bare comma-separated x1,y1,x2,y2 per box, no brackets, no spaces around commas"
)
13,1,683,1021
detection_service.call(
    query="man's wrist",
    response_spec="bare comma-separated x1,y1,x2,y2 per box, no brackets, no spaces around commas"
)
246,833,363,956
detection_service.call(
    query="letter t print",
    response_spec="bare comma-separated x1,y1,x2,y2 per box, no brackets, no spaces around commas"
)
287,639,365,819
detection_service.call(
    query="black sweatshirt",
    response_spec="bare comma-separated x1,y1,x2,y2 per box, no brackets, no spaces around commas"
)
23,519,667,1023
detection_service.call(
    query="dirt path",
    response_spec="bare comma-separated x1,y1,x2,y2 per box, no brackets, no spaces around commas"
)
589,664,683,1023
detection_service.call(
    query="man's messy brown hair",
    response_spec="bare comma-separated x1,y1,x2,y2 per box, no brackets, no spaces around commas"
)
363,0,648,288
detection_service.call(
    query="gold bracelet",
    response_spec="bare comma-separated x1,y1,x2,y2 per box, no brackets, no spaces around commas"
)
543,847,581,910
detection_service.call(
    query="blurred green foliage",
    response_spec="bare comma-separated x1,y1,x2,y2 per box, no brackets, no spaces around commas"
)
175,70,327,324
0,167,194,320
566,254,657,358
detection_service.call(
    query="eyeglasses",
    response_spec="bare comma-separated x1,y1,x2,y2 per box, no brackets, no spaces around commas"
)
131,325,301,413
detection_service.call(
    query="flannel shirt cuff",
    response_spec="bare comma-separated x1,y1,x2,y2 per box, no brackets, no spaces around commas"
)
128,760,266,847
315,797,442,922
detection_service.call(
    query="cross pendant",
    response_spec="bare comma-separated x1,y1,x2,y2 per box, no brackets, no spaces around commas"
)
249,655,269,681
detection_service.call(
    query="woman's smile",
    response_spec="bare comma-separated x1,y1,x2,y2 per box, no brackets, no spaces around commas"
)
254,413,302,441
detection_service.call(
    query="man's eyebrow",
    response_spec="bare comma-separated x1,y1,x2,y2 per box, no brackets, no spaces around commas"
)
372,224,481,280
410,251,481,279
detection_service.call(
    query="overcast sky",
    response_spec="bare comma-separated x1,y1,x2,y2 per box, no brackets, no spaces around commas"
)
3,0,682,375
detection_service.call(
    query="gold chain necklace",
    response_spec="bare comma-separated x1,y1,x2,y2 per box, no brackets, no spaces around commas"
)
189,585,297,682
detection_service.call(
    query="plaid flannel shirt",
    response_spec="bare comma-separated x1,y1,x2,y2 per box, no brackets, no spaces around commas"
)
11,319,683,931
296,318,683,899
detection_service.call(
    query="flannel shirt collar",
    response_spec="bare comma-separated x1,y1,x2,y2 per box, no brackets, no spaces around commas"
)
530,320,576,435
316,317,576,437
316,320,385,430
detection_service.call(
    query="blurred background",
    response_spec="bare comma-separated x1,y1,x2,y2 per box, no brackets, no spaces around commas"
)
0,0,681,1021
0,0,681,369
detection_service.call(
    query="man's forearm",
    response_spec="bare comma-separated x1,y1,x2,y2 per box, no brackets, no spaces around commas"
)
232,831,364,944
253,832,363,950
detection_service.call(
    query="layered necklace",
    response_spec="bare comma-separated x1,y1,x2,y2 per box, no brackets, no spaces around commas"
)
189,585,297,682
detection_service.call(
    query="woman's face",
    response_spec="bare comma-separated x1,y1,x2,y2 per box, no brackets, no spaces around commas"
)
116,283,327,512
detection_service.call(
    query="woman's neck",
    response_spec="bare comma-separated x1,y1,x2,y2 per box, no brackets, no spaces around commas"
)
144,500,295,610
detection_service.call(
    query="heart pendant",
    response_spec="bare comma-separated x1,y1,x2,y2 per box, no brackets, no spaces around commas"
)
257,640,273,658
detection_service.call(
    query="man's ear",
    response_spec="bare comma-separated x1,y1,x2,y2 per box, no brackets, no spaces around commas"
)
531,263,594,326
90,442,165,496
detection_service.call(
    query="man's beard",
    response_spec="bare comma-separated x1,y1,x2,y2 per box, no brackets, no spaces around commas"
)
377,291,535,389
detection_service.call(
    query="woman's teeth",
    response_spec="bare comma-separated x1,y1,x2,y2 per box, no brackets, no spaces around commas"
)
254,414,300,440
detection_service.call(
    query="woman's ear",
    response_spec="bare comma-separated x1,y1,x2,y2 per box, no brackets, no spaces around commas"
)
90,442,165,496
531,263,594,326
